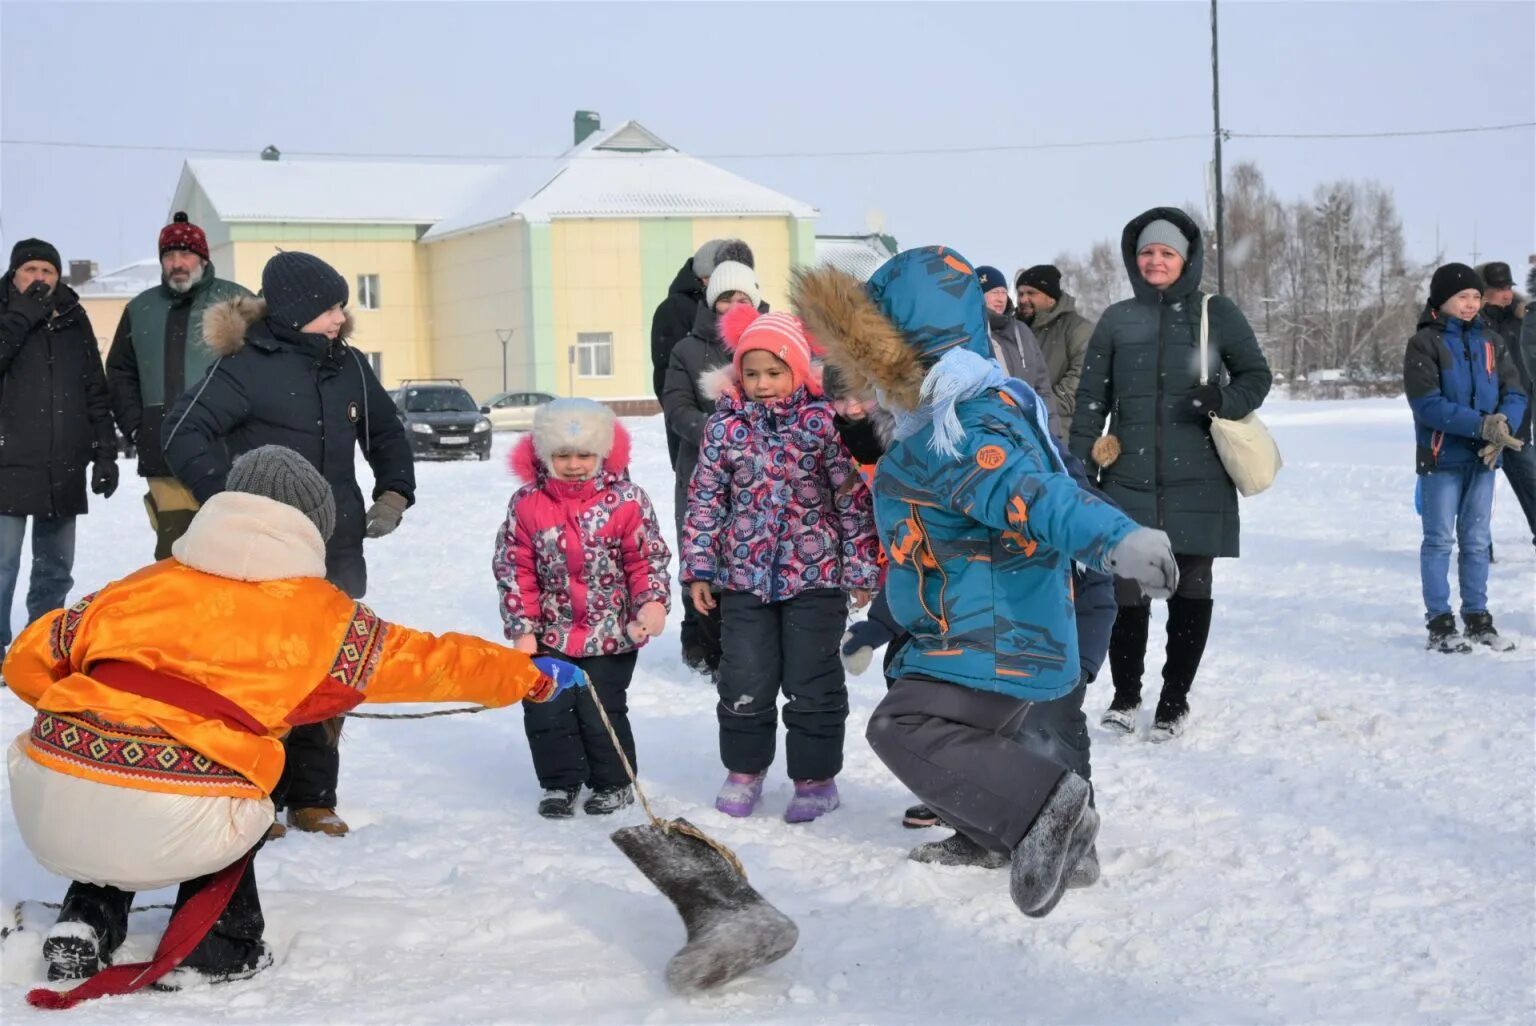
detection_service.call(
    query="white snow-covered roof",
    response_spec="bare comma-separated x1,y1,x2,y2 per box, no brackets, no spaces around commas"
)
423,120,817,241
175,159,505,225
74,258,162,297
815,234,897,282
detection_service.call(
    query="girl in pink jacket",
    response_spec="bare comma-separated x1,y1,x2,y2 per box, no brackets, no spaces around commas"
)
493,399,670,819
682,306,880,823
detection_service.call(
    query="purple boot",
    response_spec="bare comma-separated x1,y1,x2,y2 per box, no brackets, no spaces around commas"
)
784,778,840,824
715,772,765,817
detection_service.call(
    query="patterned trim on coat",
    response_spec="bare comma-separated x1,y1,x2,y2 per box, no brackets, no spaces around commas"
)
29,710,261,797
328,603,389,691
48,592,99,665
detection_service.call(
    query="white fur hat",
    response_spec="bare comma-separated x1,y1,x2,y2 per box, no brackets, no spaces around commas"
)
705,260,762,309
532,398,615,464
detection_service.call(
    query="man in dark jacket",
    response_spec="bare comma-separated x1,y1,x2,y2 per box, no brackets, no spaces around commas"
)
106,212,252,559
1016,265,1094,445
0,239,118,666
661,260,761,676
1477,261,1534,544
977,265,1060,439
162,251,415,836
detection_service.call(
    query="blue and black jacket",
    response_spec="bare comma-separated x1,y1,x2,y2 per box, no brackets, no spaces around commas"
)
1404,307,1527,474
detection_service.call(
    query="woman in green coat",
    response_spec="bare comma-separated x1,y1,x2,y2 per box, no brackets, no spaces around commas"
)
1068,207,1272,741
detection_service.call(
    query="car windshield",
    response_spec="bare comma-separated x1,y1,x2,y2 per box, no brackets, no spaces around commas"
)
403,388,477,413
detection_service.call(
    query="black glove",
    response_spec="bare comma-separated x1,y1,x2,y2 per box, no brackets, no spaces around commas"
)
1180,384,1224,422
11,281,55,327
91,459,119,498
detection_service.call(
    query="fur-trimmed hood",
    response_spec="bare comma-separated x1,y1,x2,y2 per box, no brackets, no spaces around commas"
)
202,295,356,357
791,248,990,414
509,420,632,486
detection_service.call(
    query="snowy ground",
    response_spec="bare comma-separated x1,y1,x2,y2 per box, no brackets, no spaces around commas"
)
1,398,1532,1025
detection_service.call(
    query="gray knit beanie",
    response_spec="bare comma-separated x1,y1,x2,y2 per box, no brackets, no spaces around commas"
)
692,240,725,279
1135,219,1191,261
226,445,336,541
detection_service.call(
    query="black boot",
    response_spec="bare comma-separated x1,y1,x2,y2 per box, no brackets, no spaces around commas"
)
43,883,133,981
1463,611,1517,652
612,819,798,993
1152,597,1213,742
1426,613,1471,653
538,786,581,819
1103,605,1151,732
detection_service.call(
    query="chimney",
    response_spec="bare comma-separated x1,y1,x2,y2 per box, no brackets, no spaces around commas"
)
260,145,281,161
573,111,601,146
67,260,97,286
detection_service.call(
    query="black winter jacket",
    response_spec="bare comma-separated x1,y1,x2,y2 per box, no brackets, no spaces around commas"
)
651,260,705,403
660,303,732,530
1069,207,1272,558
0,281,116,517
162,297,415,580
1484,301,1531,440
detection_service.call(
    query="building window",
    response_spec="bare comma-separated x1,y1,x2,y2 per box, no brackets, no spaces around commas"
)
357,274,381,310
576,332,613,378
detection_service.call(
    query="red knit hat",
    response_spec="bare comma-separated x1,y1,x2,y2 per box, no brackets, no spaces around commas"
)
720,305,824,396
159,212,209,260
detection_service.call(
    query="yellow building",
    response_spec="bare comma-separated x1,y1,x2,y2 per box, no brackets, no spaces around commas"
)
75,259,161,357
147,117,818,406
422,120,818,403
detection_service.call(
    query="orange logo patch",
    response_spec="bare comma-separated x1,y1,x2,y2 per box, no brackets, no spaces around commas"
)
975,445,1006,470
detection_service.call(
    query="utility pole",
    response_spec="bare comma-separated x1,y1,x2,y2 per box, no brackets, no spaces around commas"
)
1211,0,1226,294
495,328,514,392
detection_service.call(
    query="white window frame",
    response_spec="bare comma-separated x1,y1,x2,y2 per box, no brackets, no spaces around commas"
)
357,274,381,310
576,332,613,378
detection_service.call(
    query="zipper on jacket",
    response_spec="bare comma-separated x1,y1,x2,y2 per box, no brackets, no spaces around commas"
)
1153,301,1167,529
909,504,950,634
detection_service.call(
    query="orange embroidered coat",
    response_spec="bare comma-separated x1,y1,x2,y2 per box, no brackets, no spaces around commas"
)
2,492,552,800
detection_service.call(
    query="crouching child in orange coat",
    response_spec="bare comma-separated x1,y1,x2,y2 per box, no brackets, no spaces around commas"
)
3,445,587,1008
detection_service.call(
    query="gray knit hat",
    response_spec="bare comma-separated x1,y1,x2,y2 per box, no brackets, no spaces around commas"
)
226,445,336,541
692,240,725,279
1135,219,1191,261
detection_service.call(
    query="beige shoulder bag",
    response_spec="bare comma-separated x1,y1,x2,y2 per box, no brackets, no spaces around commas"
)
1201,293,1282,497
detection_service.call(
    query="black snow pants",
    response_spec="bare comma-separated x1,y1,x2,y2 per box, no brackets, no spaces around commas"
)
521,649,638,791
716,588,849,781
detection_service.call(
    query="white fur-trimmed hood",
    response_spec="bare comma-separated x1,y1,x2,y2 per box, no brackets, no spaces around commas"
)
172,492,328,582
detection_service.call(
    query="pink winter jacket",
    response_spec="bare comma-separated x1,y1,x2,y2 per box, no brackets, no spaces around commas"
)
493,425,671,657
681,379,880,603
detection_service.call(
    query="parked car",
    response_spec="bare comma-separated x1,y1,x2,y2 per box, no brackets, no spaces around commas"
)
392,381,493,461
483,390,557,432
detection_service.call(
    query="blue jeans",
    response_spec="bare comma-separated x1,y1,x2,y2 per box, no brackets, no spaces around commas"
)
0,515,77,651
1418,466,1494,619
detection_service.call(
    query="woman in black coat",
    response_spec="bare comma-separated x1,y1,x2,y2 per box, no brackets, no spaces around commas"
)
1069,208,1272,741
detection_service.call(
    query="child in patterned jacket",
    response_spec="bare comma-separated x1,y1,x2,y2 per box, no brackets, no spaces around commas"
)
682,305,880,823
494,399,671,819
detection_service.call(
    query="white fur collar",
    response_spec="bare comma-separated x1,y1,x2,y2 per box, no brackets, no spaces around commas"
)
172,492,328,581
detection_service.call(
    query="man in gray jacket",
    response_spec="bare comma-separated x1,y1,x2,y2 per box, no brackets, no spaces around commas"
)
1016,265,1093,444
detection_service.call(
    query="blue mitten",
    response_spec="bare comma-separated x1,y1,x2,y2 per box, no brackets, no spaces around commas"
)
529,656,589,703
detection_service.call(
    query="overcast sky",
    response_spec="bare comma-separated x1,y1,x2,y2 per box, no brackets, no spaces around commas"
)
3,1,1532,285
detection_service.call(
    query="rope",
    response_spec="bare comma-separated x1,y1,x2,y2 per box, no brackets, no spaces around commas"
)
346,706,488,720
0,900,174,942
581,677,746,880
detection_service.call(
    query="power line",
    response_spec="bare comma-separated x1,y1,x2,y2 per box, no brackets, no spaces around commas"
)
2,121,1530,163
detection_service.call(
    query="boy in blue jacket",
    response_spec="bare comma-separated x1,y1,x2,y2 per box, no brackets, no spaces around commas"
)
1404,263,1527,652
794,247,1177,918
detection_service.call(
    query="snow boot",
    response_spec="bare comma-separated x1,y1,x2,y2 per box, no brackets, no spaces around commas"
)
1463,611,1516,651
611,819,798,993
150,942,274,992
1066,844,1101,889
42,923,107,982
784,778,839,824
1148,692,1189,743
714,772,765,818
909,831,1009,869
1426,613,1471,653
1009,772,1097,918
286,806,348,836
902,803,943,829
538,786,581,819
583,784,634,816
1099,698,1139,734
1107,603,1151,703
